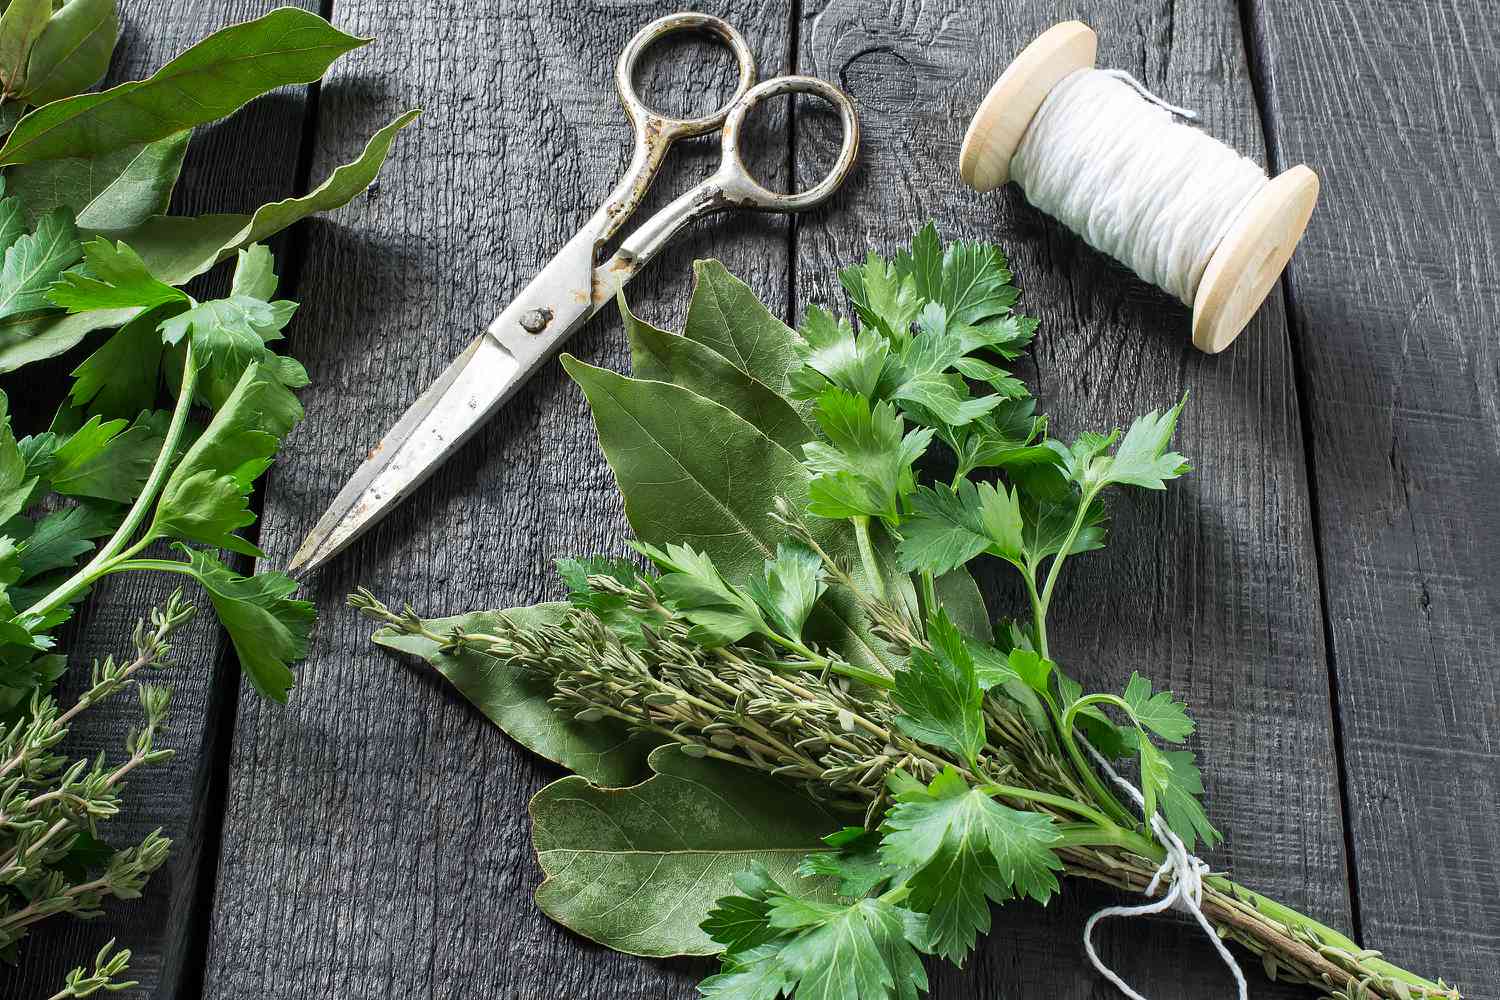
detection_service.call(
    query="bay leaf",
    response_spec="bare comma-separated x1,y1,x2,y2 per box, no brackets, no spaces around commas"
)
18,0,118,106
0,0,50,96
0,110,418,372
0,8,367,165
934,568,992,641
683,259,809,407
561,355,890,669
104,108,422,285
530,744,838,957
372,604,657,787
622,292,810,454
6,129,191,229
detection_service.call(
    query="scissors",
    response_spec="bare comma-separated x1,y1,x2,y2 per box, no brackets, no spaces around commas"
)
288,12,860,574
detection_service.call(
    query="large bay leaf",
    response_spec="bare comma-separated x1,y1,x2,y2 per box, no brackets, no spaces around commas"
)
683,259,808,406
622,293,810,454
0,110,417,372
105,108,421,284
19,0,118,106
0,8,366,165
561,356,890,668
373,604,657,787
530,744,838,957
7,129,191,228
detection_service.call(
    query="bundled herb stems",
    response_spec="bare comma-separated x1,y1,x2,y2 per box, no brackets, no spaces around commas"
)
359,228,1458,1000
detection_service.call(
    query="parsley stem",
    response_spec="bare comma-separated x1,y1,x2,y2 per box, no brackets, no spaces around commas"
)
1053,821,1161,858
107,559,196,576
918,569,938,623
1022,563,1048,658
1055,705,1139,830
761,633,893,690
850,516,885,600
1035,483,1102,640
22,342,199,620
978,782,1114,827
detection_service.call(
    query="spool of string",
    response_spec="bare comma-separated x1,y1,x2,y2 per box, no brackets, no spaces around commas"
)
959,22,1319,353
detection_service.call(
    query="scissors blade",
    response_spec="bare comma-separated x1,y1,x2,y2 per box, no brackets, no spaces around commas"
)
288,232,602,574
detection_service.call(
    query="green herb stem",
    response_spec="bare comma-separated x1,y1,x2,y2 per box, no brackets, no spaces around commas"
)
978,782,1115,827
1052,821,1161,859
1054,711,1139,830
918,570,938,624
851,515,885,600
22,342,199,620
1035,484,1102,639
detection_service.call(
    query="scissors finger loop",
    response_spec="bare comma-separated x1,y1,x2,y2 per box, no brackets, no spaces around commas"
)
614,13,756,140
718,76,860,213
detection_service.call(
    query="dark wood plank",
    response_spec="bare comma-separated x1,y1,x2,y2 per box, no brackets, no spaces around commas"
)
200,2,794,997
1247,1,1500,992
0,2,319,998
795,0,1349,996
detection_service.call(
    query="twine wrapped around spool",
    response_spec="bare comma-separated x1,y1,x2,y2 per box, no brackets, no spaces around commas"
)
958,21,1319,353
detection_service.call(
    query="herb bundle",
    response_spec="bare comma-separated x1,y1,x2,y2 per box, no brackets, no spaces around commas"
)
0,1,412,980
358,227,1457,1000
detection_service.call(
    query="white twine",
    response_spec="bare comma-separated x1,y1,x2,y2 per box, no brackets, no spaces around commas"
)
1080,740,1248,1000
1009,68,1268,305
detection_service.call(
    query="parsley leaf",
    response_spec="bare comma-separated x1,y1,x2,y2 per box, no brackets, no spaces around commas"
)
149,362,302,557
840,249,922,345
896,478,1025,577
174,545,312,702
0,206,82,320
894,223,1018,329
1122,671,1195,743
46,238,185,313
47,410,167,503
891,610,984,767
746,542,826,642
796,827,893,898
879,767,1063,962
803,389,932,525
789,304,893,400
701,863,930,1000
634,540,770,647
1065,397,1191,493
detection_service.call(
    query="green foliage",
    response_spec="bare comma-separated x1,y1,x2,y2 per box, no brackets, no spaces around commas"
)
0,203,81,320
701,864,929,1000
803,389,932,526
0,8,366,166
0,4,415,975
531,747,839,958
360,229,1244,1000
891,610,984,768
372,603,658,787
879,768,1062,962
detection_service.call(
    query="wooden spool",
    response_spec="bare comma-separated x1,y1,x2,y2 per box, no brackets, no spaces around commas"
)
958,21,1319,354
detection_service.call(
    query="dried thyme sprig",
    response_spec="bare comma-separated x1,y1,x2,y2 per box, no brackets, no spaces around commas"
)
0,594,194,954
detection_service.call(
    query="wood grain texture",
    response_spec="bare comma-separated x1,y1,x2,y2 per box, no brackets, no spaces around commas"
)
1247,0,1500,991
0,3,319,998
794,0,1347,996
200,2,793,997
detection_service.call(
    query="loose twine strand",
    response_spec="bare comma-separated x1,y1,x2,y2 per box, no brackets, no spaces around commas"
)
1010,68,1268,305
1081,739,1249,1000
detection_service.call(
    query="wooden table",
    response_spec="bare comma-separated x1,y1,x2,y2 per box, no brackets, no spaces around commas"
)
5,1,1497,997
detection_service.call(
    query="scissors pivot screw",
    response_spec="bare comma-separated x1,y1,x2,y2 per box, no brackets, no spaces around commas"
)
519,308,554,334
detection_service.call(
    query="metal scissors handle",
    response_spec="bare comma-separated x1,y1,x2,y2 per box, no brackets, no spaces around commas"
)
289,14,859,574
